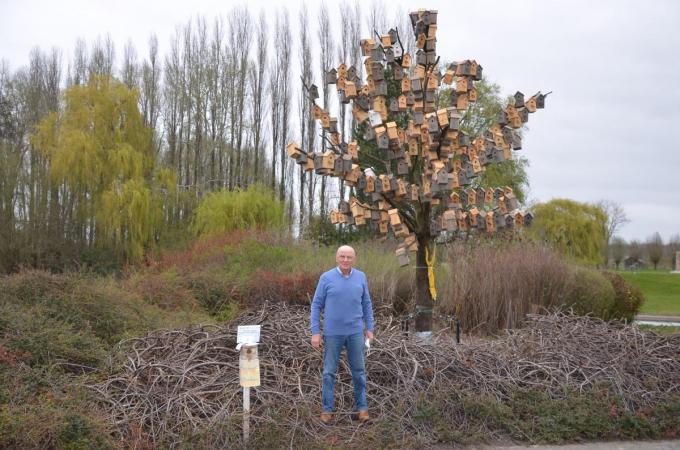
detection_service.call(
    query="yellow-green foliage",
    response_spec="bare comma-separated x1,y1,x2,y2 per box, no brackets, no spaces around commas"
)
528,198,607,266
192,185,285,236
32,75,173,263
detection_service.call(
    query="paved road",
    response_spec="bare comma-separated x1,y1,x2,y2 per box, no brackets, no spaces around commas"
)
461,441,680,450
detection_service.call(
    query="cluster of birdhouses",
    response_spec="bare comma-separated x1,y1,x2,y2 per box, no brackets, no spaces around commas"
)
285,9,547,266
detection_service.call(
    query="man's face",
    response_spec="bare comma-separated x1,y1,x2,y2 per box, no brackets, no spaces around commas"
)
336,247,356,272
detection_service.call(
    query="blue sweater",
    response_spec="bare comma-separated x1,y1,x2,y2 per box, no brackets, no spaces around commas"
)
310,267,374,336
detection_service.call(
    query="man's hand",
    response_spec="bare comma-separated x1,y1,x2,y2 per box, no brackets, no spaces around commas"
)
311,333,321,348
366,330,374,343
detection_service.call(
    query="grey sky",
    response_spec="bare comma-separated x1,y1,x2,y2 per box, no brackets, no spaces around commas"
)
2,0,679,242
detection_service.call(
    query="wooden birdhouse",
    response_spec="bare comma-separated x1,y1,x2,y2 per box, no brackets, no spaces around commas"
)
477,210,487,232
377,133,389,149
450,191,461,207
514,211,524,229
518,107,529,123
457,212,468,231
333,156,344,175
325,68,337,85
313,104,322,119
388,209,401,226
465,188,477,206
427,76,438,90
469,88,477,102
411,77,422,92
342,154,353,173
416,50,427,66
356,173,367,190
398,94,408,111
309,84,319,100
413,111,424,126
511,133,522,150
393,64,403,80
368,111,382,128
474,63,483,81
526,96,537,113
304,157,315,172
286,142,303,159
353,106,368,124
485,212,496,233
365,175,375,193
397,159,409,176
426,37,436,52
427,115,439,133
513,91,525,108
380,34,391,48
360,39,374,56
396,179,408,197
330,209,340,224
322,151,336,170
379,221,388,234
456,93,469,110
411,184,419,201
485,188,495,205
524,211,534,227
347,141,359,161
475,187,486,204
386,122,398,140
401,77,412,93
389,98,399,113
320,112,330,129
436,109,448,127
402,53,411,68
494,211,506,230
455,77,468,94
345,81,357,99
443,69,454,85
416,32,426,49
468,207,479,227
414,64,426,79
535,92,547,109
396,246,410,267
380,175,391,193
456,60,472,76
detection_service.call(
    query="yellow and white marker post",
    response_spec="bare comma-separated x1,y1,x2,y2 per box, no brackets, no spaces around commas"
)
236,325,261,442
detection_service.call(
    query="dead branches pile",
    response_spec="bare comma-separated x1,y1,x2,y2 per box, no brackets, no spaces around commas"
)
91,304,680,448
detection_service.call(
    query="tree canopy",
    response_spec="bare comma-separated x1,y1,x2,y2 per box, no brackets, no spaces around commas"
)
528,198,607,266
32,75,167,263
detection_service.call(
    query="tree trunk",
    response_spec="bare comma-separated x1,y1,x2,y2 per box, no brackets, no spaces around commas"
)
414,233,434,332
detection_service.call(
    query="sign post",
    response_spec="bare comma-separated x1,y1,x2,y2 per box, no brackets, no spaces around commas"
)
237,325,261,443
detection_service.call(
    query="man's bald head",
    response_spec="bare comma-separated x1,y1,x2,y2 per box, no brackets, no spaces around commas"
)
336,245,356,257
336,245,356,275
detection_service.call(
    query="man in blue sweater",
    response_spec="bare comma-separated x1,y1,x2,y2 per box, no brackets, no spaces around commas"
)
311,245,374,424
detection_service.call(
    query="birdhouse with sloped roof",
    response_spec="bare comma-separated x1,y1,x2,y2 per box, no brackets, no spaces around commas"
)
396,179,408,197
325,68,337,85
514,91,525,108
286,142,303,160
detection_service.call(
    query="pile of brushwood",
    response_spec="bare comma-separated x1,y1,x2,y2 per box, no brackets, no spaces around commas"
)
92,304,680,449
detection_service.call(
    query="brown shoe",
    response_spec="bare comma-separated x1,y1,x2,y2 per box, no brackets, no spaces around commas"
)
357,410,369,422
320,412,332,424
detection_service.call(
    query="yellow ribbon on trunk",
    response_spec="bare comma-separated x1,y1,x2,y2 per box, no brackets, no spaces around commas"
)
425,246,437,301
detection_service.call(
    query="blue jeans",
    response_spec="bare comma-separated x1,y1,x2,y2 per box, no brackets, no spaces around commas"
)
322,333,367,413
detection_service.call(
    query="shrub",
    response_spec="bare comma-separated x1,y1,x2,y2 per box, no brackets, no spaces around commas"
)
564,269,615,319
191,185,285,236
246,270,320,306
439,242,571,334
601,271,645,322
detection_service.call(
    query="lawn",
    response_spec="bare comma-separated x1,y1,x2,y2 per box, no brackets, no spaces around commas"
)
617,270,680,316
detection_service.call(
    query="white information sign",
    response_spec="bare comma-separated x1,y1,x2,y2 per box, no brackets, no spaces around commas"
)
236,325,261,350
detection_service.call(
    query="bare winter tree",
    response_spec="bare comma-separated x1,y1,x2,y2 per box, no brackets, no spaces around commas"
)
89,35,115,78
646,232,664,270
141,35,162,154
610,236,626,270
121,40,139,89
669,233,680,270
598,200,629,267
250,10,268,185
318,1,334,216
298,4,314,232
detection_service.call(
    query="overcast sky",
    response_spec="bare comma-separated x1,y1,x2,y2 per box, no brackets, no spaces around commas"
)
2,0,679,242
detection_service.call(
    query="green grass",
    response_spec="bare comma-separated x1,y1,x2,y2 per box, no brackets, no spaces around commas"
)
617,270,680,316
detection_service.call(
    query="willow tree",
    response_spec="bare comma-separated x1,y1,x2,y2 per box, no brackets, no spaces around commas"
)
288,10,549,332
33,75,172,263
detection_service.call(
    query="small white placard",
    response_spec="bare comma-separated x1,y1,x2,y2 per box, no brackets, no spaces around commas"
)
236,325,261,350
